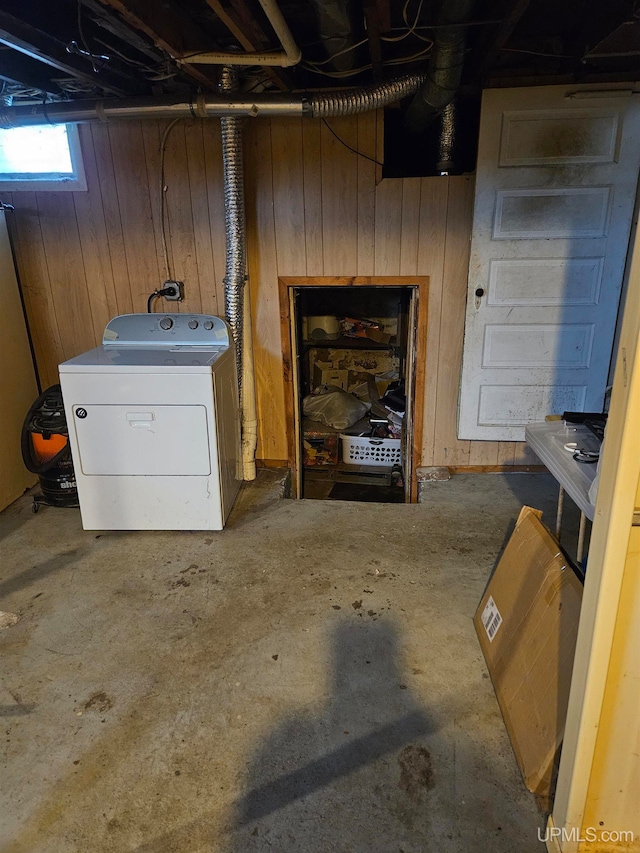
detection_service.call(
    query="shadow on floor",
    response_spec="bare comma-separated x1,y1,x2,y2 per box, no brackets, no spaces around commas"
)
0,549,80,598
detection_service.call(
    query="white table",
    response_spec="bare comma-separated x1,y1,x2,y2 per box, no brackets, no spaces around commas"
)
525,421,600,563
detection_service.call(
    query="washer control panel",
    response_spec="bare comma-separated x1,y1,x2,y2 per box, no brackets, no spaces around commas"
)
102,313,230,347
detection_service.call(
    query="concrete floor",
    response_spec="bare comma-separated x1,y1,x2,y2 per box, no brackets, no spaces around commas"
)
0,472,567,853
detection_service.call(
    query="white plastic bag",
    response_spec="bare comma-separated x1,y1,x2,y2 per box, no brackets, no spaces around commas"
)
303,385,369,430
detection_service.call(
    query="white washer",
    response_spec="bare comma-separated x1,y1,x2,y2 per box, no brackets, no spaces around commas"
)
59,313,242,531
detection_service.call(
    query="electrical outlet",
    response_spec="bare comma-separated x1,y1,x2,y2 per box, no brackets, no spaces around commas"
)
162,280,184,301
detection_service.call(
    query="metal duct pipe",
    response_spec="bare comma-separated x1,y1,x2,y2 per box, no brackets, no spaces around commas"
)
218,66,258,480
308,0,355,72
0,72,425,128
437,100,456,174
219,66,246,388
306,72,425,117
404,0,474,133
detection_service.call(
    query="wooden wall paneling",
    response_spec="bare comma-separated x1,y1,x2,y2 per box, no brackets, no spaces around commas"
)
141,120,174,304
512,441,541,465
301,119,324,276
271,118,306,276
108,121,161,313
416,177,449,466
245,120,288,461
400,177,421,275
356,111,377,276
373,179,402,275
4,114,532,471
161,119,202,314
184,119,219,316
35,192,96,360
433,175,474,466
321,116,358,274
376,110,384,178
0,202,38,509
202,118,227,314
72,125,119,342
90,124,133,317
496,441,516,465
468,439,500,466
6,191,62,388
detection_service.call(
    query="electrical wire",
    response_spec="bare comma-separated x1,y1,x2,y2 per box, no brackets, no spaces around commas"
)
76,0,109,72
301,40,433,78
159,118,183,282
322,118,382,166
304,37,369,68
381,0,431,44
500,47,575,59
303,0,433,76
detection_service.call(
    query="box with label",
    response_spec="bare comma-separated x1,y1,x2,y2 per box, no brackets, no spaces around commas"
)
474,506,583,805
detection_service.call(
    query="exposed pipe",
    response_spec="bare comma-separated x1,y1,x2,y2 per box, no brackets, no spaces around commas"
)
0,72,425,127
241,284,258,481
404,0,474,133
181,0,301,67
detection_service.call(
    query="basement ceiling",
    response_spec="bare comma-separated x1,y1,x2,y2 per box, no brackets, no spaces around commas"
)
0,0,639,106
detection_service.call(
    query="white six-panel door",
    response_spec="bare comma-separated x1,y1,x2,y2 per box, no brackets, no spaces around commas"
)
458,85,640,441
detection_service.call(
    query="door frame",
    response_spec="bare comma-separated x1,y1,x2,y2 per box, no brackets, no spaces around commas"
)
278,275,429,502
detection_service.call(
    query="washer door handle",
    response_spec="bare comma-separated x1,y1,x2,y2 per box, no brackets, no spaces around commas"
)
126,412,155,429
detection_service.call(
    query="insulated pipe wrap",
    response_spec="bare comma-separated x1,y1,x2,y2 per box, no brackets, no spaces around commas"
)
307,72,426,117
219,67,246,388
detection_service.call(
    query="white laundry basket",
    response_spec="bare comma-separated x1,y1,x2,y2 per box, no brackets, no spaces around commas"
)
340,434,402,467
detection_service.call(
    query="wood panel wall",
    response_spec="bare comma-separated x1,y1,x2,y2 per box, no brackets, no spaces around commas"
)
4,112,532,469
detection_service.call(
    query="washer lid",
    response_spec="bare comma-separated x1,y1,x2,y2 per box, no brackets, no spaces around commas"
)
59,345,226,372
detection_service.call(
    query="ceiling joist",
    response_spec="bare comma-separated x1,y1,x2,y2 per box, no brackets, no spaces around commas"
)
470,0,531,77
96,0,220,90
0,9,143,96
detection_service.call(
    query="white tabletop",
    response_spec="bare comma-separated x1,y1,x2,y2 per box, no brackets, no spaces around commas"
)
525,421,600,520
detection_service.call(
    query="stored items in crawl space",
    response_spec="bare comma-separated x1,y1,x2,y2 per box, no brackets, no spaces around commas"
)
297,286,413,503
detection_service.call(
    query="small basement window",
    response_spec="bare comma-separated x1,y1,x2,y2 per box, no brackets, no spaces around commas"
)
0,124,86,191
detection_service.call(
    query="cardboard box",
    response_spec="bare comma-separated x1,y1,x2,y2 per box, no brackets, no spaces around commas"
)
364,326,392,345
312,363,348,391
474,506,583,803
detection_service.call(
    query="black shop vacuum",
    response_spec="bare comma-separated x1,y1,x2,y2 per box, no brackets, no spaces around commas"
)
21,384,78,513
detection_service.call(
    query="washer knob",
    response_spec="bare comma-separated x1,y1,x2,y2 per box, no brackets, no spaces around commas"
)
159,316,173,330
203,320,214,331
188,319,199,330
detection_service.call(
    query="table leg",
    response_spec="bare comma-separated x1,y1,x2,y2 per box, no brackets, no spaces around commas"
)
577,512,587,566
556,485,565,540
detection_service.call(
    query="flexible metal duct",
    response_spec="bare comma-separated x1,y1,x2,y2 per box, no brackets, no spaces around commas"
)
306,73,425,117
0,72,425,128
404,0,473,133
437,100,456,174
219,66,246,386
